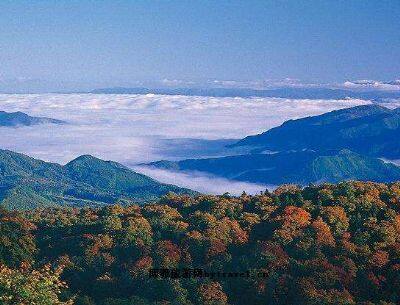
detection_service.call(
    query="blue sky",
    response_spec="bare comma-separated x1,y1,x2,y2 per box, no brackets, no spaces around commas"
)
0,1,399,88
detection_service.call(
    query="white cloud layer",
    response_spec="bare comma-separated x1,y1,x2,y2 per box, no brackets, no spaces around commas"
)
133,166,275,196
0,93,370,193
342,80,400,91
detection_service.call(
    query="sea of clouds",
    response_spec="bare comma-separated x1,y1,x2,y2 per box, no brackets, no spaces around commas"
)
0,93,371,194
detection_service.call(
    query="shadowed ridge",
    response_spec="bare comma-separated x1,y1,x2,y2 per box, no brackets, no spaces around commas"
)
229,105,400,158
0,110,66,126
147,149,400,185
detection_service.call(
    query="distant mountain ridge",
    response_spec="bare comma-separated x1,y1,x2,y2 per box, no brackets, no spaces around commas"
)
147,105,400,185
148,149,400,185
0,111,65,127
232,104,400,159
0,150,195,210
91,87,400,101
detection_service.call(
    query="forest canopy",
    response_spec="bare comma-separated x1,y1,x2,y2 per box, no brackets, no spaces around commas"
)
1,181,400,305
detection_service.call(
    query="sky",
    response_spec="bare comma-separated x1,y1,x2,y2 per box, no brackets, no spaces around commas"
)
0,1,399,90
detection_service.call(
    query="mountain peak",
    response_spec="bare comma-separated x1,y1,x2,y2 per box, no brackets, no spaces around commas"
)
232,104,399,158
329,104,390,115
0,150,195,210
66,154,125,171
69,154,101,163
301,104,391,125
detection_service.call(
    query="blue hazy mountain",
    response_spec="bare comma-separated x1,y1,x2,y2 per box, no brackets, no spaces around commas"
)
91,87,400,101
0,150,195,210
147,105,400,185
0,111,65,127
148,149,400,185
232,105,400,159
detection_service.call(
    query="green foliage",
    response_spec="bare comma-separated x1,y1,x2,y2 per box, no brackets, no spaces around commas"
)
0,264,72,305
0,207,36,267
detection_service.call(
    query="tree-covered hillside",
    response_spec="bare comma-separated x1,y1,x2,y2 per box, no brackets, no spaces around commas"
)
233,105,400,159
1,181,400,304
149,149,400,185
0,150,195,210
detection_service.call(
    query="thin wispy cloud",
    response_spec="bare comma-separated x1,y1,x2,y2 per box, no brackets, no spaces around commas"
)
133,166,275,195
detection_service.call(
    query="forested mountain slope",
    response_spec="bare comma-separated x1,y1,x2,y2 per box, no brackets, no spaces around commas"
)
232,105,400,158
0,150,195,210
149,149,400,185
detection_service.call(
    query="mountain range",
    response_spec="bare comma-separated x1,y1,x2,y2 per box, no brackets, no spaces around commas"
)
147,105,400,185
232,104,400,159
0,150,195,210
3,104,400,209
0,110,65,127
148,149,400,185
